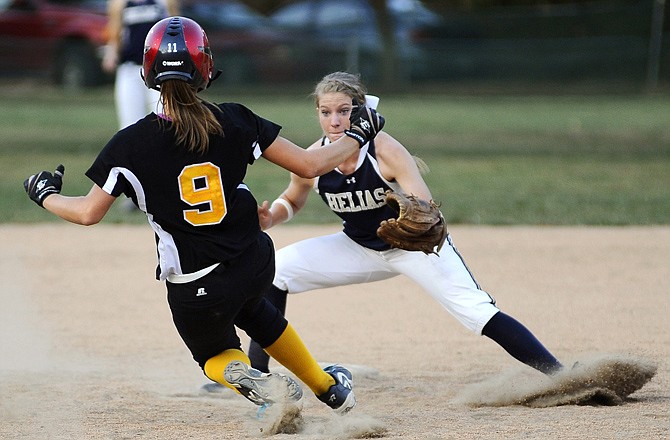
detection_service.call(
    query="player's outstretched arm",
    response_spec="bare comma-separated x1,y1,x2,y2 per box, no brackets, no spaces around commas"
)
263,106,384,178
42,185,116,226
263,135,358,178
24,165,115,225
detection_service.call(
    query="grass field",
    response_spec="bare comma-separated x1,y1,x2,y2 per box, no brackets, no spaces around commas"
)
2,82,669,224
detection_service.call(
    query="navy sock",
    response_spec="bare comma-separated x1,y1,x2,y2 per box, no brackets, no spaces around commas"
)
482,312,563,375
248,285,287,373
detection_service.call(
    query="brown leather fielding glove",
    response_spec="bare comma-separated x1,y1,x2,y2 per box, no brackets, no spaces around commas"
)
376,190,447,255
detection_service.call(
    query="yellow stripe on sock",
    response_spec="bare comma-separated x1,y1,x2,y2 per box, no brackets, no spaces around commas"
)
264,323,335,395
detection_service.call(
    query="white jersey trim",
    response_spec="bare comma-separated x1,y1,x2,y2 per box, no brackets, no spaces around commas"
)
167,263,220,284
102,167,182,280
252,141,262,160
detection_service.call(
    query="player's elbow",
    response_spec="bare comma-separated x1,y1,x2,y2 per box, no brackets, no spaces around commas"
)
292,168,319,179
78,206,106,226
78,213,103,226
290,159,328,179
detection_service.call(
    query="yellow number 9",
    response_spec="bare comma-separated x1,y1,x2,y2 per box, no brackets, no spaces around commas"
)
178,162,226,226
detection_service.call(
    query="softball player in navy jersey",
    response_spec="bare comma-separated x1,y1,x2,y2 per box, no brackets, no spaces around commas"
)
248,72,564,376
23,18,387,414
103,0,179,129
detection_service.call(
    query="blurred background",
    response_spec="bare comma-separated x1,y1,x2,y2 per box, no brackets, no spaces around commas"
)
0,0,667,92
2,0,669,225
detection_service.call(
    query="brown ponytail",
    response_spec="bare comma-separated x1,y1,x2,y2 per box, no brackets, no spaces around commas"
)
159,80,224,154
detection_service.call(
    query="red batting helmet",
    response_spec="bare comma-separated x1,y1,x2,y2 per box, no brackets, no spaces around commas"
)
142,16,216,91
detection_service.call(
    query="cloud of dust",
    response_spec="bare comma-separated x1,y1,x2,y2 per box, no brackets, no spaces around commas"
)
0,261,52,372
0,253,90,440
250,363,386,437
248,376,386,438
288,412,386,439
453,353,657,408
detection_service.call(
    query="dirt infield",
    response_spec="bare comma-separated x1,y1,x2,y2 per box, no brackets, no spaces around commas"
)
1,224,668,439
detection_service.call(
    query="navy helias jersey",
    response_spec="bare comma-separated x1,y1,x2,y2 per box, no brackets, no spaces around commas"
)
86,103,280,280
315,139,401,251
120,0,168,65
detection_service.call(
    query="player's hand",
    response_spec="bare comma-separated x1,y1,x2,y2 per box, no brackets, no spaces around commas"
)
101,45,118,73
24,165,65,208
257,200,272,230
345,104,385,148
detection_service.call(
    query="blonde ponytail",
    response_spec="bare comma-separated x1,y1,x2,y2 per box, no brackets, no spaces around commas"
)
413,155,430,174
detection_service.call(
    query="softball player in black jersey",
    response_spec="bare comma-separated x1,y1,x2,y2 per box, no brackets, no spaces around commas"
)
24,17,385,415
248,71,564,377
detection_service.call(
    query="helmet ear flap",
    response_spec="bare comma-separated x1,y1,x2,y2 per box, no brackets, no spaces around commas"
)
207,69,223,89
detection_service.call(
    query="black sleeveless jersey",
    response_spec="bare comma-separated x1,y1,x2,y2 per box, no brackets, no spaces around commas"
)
315,139,400,251
120,0,167,65
86,103,281,280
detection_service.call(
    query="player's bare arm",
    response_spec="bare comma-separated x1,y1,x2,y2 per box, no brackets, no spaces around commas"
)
262,135,360,178
375,132,433,200
24,165,115,225
259,139,330,229
262,103,383,178
102,0,124,73
259,140,317,230
260,173,314,230
43,185,115,226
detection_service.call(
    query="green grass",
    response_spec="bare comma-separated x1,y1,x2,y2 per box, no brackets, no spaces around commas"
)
2,83,669,224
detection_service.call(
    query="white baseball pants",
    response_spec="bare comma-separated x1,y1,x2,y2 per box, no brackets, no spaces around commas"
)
273,232,500,335
115,62,163,129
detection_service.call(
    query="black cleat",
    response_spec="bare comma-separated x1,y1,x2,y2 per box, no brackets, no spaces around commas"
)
316,365,356,414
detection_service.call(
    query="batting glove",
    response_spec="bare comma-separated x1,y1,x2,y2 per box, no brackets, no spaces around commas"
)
345,104,385,148
24,164,65,208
